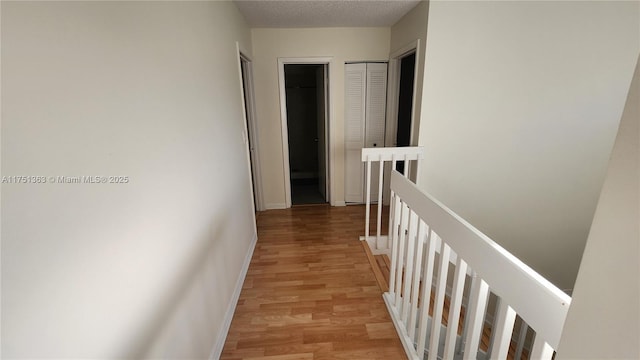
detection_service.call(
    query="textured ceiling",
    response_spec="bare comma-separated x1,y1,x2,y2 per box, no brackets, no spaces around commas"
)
234,0,422,28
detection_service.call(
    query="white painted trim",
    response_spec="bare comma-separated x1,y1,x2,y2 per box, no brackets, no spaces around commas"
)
321,64,330,203
390,40,422,61
237,44,265,212
209,232,257,360
389,170,571,349
265,203,287,210
236,40,252,60
383,293,422,360
386,40,421,181
361,146,425,162
277,59,291,208
333,201,346,207
386,39,420,147
385,58,399,148
361,235,391,256
277,57,334,208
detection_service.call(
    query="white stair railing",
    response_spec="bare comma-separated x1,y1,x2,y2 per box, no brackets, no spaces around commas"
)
385,170,571,360
361,146,425,254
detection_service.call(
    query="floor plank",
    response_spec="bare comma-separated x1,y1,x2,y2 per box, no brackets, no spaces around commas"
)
220,205,407,360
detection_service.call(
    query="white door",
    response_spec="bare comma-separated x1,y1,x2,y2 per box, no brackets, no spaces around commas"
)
344,63,367,203
316,65,327,200
344,63,388,203
240,55,263,211
365,63,388,202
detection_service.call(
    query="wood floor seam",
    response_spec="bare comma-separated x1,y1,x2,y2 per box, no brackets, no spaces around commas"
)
221,205,407,360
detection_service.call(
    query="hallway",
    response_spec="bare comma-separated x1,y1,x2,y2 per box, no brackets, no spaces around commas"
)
221,205,406,359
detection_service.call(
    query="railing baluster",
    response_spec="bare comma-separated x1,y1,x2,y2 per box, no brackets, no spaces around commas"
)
403,154,409,178
531,336,554,360
376,154,384,249
394,202,410,310
416,229,437,357
463,275,490,359
408,219,428,341
388,155,398,250
514,320,528,360
382,169,570,360
401,210,419,325
364,158,372,243
388,191,402,299
428,241,451,360
491,300,517,359
360,147,425,252
443,257,468,359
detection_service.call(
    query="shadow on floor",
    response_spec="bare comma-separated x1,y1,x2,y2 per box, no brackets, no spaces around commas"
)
291,178,326,205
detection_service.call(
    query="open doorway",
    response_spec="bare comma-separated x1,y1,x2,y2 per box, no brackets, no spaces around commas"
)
395,52,415,173
283,64,328,205
381,41,421,204
386,40,420,182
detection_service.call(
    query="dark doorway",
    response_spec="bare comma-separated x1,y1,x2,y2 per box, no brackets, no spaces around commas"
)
396,52,415,174
284,64,328,205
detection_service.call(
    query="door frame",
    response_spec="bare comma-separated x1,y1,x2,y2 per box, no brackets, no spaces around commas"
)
278,57,333,208
385,40,421,184
382,40,421,203
237,44,264,212
386,39,421,149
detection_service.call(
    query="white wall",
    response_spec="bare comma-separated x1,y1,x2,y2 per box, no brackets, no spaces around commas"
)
251,28,390,208
557,55,639,360
1,2,255,358
417,1,639,290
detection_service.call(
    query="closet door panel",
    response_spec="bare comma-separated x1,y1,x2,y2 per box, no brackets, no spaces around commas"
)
365,63,388,148
344,63,366,203
365,63,388,202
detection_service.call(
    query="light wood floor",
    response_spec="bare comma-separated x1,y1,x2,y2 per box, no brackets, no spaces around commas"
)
220,205,407,360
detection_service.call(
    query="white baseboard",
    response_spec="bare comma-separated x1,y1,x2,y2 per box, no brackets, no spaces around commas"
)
383,292,418,359
332,200,346,207
265,203,287,210
209,232,257,360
